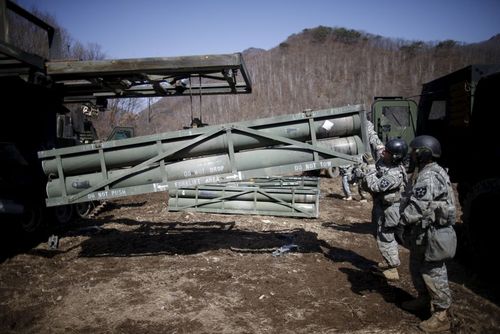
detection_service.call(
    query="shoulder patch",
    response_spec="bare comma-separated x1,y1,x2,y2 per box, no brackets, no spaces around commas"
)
414,186,427,199
380,178,390,189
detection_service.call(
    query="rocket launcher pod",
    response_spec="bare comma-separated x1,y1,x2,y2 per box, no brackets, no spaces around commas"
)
169,176,321,218
38,104,370,207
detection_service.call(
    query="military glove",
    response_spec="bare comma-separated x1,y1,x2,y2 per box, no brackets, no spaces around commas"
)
352,166,365,179
364,163,377,175
362,152,375,164
375,145,385,159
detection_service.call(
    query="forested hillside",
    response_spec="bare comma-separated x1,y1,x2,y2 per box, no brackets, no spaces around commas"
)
7,3,500,138
95,26,500,137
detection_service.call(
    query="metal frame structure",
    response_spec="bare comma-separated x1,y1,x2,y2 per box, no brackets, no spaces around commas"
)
168,176,321,218
46,53,252,104
39,104,369,207
1,1,251,105
0,0,53,77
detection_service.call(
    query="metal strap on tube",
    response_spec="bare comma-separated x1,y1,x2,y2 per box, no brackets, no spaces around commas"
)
308,117,319,162
226,127,237,173
55,155,67,199
98,148,109,191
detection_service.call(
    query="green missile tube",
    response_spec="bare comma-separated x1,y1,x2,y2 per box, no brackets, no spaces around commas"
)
170,188,317,203
167,198,317,215
46,136,361,198
41,113,361,176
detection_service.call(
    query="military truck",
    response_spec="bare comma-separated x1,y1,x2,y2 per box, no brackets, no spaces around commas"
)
1,0,63,233
0,0,253,235
0,1,132,231
371,64,500,264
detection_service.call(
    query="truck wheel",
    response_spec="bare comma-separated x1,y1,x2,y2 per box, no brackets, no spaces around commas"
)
462,178,500,268
76,202,94,218
21,204,45,233
75,201,108,219
326,167,339,178
53,205,75,225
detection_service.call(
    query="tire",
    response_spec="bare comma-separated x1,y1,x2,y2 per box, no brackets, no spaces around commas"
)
20,203,45,233
461,178,500,271
52,205,75,225
76,202,95,218
325,167,339,178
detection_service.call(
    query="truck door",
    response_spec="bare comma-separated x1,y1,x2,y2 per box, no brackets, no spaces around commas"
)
371,97,417,145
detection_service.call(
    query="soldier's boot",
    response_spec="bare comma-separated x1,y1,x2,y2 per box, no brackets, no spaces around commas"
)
376,262,391,270
418,310,450,333
371,263,399,281
401,296,430,312
381,267,399,281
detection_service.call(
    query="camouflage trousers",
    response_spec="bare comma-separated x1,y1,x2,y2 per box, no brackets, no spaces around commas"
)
341,169,368,199
409,237,452,311
376,225,400,267
373,205,400,268
342,174,352,197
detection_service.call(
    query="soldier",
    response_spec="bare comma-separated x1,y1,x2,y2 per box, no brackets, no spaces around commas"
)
340,164,368,201
339,164,354,201
362,138,408,281
398,135,457,332
366,119,385,160
339,119,380,202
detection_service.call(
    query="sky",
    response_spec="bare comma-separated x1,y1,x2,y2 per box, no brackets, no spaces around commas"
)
15,0,500,59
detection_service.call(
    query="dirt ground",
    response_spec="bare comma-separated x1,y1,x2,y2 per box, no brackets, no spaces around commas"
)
1,176,500,334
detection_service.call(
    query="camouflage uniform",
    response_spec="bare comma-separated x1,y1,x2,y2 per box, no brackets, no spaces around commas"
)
364,159,407,268
339,165,354,198
340,164,368,200
400,162,456,311
366,120,384,160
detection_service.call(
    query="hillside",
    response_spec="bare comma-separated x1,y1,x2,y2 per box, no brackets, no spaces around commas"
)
94,26,500,137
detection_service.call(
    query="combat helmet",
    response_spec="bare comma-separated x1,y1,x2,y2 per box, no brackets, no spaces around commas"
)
385,138,408,163
409,135,441,163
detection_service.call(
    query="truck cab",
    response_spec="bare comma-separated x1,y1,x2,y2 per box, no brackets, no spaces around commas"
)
371,65,500,272
371,96,417,145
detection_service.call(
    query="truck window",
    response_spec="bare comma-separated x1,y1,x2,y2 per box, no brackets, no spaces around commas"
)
382,106,411,126
428,100,446,120
107,127,135,141
113,130,131,140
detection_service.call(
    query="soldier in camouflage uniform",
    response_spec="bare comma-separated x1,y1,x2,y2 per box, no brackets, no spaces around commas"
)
362,138,408,281
366,119,385,160
399,135,457,333
339,164,355,200
340,164,368,201
339,120,381,201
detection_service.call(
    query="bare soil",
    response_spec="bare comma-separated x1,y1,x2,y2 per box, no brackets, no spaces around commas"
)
1,177,500,333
